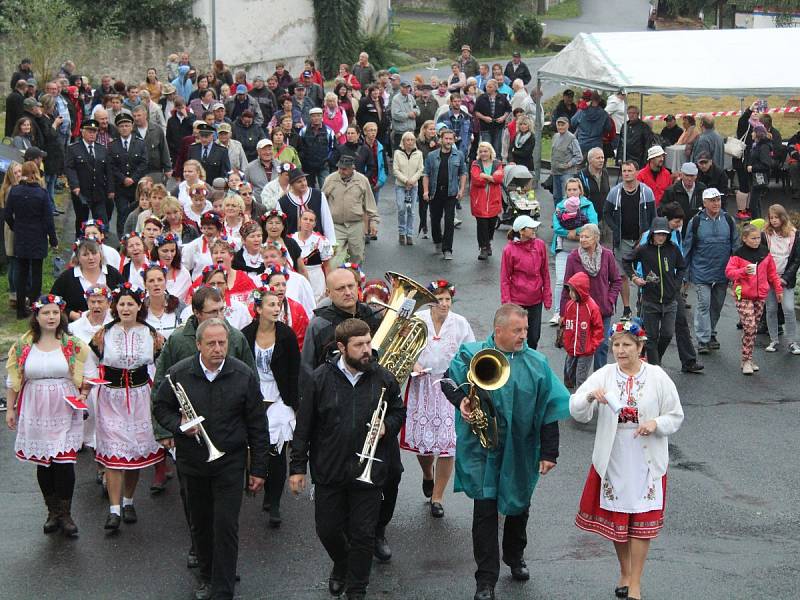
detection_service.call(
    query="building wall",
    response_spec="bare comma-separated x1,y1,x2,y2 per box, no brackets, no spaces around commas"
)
735,10,800,28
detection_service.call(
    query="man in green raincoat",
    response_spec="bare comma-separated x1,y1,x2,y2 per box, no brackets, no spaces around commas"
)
442,304,570,600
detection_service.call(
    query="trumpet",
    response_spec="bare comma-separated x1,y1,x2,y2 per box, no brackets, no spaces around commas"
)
165,374,225,462
355,388,387,484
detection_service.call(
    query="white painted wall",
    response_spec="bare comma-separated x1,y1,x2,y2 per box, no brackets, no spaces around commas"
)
193,0,390,78
735,10,800,28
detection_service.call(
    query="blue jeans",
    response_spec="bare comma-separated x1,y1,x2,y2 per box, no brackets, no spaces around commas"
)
552,174,570,204
593,315,612,371
45,174,58,214
694,282,727,344
395,183,417,236
766,287,797,344
480,129,503,159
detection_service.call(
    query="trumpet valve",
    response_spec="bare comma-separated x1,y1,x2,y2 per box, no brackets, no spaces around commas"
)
179,415,205,433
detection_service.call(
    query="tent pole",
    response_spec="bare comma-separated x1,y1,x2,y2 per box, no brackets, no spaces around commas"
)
533,76,543,186
622,97,628,162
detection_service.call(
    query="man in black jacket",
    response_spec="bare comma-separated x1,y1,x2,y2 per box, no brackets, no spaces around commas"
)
624,216,686,365
187,122,231,183
108,113,148,237
5,79,29,138
616,105,654,168
661,161,706,229
64,120,114,237
290,318,405,600
132,105,172,183
695,151,728,196
503,52,531,86
154,318,267,600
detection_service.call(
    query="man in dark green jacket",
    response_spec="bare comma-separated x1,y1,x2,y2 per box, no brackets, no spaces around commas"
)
151,286,256,571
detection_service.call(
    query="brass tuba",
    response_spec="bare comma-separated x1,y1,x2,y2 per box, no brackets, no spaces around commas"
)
465,348,510,449
371,272,437,383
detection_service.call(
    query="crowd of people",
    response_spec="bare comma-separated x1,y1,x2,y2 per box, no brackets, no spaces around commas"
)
1,45,797,600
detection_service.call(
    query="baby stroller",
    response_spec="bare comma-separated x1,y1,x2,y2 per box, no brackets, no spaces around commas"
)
497,164,541,229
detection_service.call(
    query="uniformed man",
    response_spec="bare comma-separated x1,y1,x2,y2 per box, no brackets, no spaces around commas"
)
109,112,148,237
188,122,231,183
131,104,172,185
64,119,113,237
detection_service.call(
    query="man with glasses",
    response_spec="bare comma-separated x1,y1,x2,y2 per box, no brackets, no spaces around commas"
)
683,188,737,354
152,286,256,575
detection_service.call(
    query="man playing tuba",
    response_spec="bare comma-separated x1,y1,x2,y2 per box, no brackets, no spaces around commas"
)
441,304,571,600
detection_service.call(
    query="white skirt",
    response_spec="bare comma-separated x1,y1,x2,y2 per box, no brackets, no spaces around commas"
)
94,384,163,469
266,399,295,453
400,372,456,457
600,423,664,514
306,264,326,303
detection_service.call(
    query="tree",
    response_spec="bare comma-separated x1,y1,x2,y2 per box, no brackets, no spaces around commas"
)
448,0,517,50
313,0,364,79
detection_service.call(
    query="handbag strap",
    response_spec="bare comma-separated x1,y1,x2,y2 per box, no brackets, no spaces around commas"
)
739,123,751,143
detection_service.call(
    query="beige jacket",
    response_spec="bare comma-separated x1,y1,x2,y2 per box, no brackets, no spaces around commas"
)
322,171,379,225
392,148,424,186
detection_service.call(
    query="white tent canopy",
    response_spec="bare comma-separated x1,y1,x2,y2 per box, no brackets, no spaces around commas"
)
537,28,800,97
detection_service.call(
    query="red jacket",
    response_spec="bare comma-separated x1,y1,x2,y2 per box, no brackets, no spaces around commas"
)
500,236,551,309
561,272,605,357
725,254,782,301
636,165,672,206
470,160,504,218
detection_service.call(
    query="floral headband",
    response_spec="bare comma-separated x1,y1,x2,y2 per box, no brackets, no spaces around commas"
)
363,281,390,301
120,231,142,245
111,282,145,303
608,318,647,340
260,263,289,284
260,240,288,256
84,286,112,300
252,286,280,306
427,278,456,297
72,235,100,254
339,262,366,285
81,219,105,233
32,294,66,312
154,232,179,247
202,263,228,279
212,234,237,251
260,209,287,222
200,211,223,228
140,260,168,279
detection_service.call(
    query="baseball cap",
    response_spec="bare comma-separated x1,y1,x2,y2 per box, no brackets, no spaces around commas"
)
211,102,225,110
702,188,721,199
303,70,312,78
23,97,42,109
696,151,712,162
651,217,670,234
512,215,540,232
235,84,247,94
256,139,273,150
216,122,232,134
680,162,698,175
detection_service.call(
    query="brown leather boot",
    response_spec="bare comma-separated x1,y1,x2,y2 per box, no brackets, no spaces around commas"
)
43,495,61,534
59,499,79,537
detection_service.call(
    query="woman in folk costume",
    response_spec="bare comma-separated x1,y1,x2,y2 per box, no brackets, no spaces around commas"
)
5,295,94,537
570,319,684,600
187,238,256,305
259,264,310,350
401,279,474,518
182,210,223,279
150,232,192,302
289,208,333,303
181,264,253,330
90,283,166,531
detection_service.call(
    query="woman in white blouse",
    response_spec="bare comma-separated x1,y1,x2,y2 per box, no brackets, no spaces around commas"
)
569,320,684,600
150,233,192,301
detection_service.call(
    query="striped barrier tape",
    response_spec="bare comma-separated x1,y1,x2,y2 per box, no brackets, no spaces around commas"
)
641,106,800,121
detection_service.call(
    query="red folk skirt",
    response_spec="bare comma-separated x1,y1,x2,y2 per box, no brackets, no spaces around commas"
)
575,465,667,543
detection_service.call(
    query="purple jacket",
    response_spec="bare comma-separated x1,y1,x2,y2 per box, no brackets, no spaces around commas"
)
560,246,622,318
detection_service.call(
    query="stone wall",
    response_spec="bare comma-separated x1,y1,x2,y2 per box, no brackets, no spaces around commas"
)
393,0,565,12
0,26,208,97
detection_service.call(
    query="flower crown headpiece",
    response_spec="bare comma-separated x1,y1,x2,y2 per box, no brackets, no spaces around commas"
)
260,240,288,255
72,235,100,254
140,260,168,279
32,294,66,312
427,279,456,297
252,286,281,305
81,219,105,233
260,264,289,284
608,318,647,340
260,209,287,222
213,234,236,251
202,263,228,279
363,281,390,297
112,282,145,303
339,262,366,285
200,211,223,228
84,286,112,300
154,232,180,248
120,231,142,245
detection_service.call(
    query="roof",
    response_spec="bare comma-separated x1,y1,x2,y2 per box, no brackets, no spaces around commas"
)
537,28,800,96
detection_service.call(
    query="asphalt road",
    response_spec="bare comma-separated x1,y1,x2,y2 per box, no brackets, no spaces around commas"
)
2,179,799,600
542,0,655,37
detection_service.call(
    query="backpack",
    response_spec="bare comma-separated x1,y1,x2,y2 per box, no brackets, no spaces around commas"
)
689,211,736,251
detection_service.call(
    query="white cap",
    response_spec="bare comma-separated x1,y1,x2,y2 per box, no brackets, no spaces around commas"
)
512,215,541,232
702,187,721,199
256,139,273,149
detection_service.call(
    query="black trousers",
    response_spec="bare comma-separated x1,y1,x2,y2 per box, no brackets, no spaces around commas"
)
176,466,196,555
266,446,287,509
36,463,75,501
429,193,457,252
675,294,697,367
472,499,529,586
315,483,382,595
15,257,43,316
476,217,497,250
376,469,402,536
641,300,677,366
522,304,543,350
417,180,428,233
71,196,108,238
184,461,245,600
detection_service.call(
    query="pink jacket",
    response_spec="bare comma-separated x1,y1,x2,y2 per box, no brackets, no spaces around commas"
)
500,237,551,309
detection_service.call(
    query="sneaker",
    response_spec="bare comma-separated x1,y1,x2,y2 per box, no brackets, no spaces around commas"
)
697,342,710,354
478,248,488,260
751,362,760,371
442,251,453,260
622,306,632,318
789,342,800,355
765,341,779,352
454,218,463,228
709,336,720,350
736,210,751,220
549,313,560,326
742,361,754,375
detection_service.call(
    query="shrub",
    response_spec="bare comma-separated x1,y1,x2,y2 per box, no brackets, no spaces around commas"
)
359,25,399,71
512,15,543,48
448,20,509,53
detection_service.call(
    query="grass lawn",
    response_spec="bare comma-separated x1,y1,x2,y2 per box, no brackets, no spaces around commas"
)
393,19,454,64
545,0,582,20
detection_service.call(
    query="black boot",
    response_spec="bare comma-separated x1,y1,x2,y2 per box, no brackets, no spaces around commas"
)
43,495,61,534
474,583,495,600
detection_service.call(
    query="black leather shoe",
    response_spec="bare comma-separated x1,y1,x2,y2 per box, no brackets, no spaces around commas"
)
474,583,495,600
122,505,138,523
430,502,444,518
509,560,530,581
104,512,121,530
194,582,212,600
187,550,199,568
422,478,433,498
615,585,629,598
268,505,282,528
344,594,365,600
681,361,704,373
328,563,346,597
374,536,392,562
709,336,720,349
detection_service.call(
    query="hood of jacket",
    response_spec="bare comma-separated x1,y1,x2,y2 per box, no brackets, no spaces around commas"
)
178,65,190,77
566,271,591,302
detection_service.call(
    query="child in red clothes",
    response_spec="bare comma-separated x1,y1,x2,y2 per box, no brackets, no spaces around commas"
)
561,271,605,388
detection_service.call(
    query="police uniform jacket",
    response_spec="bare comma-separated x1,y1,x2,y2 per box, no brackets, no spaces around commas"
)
64,140,113,205
109,136,148,200
187,141,231,183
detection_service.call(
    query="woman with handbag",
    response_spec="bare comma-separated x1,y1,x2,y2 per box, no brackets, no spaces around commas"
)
746,125,775,221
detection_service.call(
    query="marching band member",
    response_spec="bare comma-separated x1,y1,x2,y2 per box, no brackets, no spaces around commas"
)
570,320,683,600
5,295,94,537
242,287,300,527
154,318,267,600
441,303,570,600
290,318,405,600
401,279,474,518
290,208,334,302
89,283,165,531
182,211,223,279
